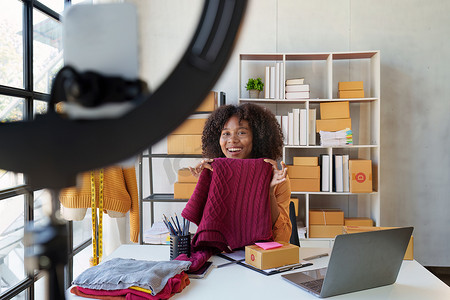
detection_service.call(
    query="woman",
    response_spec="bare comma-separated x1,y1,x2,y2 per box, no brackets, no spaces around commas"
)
189,103,292,242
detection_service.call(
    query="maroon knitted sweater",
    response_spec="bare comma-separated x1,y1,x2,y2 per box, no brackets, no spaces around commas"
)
181,158,273,252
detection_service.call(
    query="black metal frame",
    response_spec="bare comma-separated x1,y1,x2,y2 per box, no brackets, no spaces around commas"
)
0,1,90,300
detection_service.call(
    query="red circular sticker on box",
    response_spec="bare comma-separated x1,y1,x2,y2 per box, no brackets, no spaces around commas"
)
355,172,366,183
251,254,255,261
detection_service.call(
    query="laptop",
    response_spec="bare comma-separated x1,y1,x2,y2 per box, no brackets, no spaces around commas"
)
282,227,413,298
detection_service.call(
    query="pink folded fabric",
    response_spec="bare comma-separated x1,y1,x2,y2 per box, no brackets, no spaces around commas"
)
174,249,213,272
72,272,190,300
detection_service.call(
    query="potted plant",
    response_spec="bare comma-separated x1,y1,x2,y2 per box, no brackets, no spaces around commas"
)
246,77,264,98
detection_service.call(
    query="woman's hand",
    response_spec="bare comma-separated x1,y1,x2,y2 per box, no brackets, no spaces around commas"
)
264,159,287,190
188,158,214,178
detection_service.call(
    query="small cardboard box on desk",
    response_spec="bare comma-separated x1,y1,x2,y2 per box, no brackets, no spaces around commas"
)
245,242,299,270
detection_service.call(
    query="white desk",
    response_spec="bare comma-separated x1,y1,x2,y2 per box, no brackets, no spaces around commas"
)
67,245,450,300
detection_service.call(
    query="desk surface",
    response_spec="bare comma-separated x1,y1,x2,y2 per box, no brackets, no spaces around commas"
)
67,244,450,300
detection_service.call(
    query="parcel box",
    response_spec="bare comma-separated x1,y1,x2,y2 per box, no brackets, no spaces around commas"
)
309,225,343,238
167,135,202,154
171,118,207,135
290,198,299,216
338,90,365,99
338,81,364,91
293,156,318,166
316,118,352,132
349,160,372,193
343,226,414,260
245,242,299,270
195,91,217,112
173,182,196,199
290,178,320,192
309,209,344,225
177,168,198,183
320,101,350,120
287,165,320,179
344,217,374,227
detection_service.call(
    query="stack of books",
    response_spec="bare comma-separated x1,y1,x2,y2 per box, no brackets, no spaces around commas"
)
276,108,316,146
285,78,310,100
264,63,284,99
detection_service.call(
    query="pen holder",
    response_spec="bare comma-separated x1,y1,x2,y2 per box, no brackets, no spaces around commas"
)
170,234,191,260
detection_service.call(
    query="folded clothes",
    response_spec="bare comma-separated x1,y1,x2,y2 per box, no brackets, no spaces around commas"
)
71,272,190,300
72,258,191,295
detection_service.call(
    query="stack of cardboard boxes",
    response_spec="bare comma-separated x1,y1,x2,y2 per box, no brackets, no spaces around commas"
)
309,209,344,238
173,168,198,199
316,101,352,133
167,91,217,155
287,157,320,192
338,81,365,98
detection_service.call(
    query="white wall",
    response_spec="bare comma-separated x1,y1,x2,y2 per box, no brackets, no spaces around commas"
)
130,0,450,266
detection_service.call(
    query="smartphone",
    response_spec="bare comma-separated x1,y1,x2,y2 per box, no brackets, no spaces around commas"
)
187,261,214,279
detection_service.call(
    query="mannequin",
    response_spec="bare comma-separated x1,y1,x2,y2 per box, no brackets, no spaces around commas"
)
59,166,139,264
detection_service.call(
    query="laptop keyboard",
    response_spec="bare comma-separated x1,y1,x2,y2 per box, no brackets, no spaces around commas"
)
302,278,324,294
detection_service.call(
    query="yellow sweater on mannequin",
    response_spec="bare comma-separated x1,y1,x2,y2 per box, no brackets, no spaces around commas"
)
59,166,140,243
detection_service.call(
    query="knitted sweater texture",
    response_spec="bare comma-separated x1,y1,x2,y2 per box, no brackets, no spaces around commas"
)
59,166,140,243
182,158,273,252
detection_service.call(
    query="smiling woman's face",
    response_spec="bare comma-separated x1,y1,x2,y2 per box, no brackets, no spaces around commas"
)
219,115,253,159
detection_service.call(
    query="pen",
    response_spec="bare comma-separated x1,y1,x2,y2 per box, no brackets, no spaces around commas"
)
275,262,313,272
303,253,329,261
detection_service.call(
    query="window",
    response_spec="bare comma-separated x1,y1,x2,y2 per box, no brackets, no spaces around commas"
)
0,1,92,299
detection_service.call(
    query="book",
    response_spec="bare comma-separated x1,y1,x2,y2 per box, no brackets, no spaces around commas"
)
282,115,288,145
270,66,275,99
342,154,349,192
300,109,307,146
293,108,300,146
275,115,282,127
288,112,294,145
285,84,310,92
280,62,284,99
319,154,330,192
334,155,344,192
285,91,310,99
308,109,316,145
275,62,280,99
264,66,270,99
286,78,305,85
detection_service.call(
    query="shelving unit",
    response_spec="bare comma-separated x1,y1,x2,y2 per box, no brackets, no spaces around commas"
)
238,51,380,245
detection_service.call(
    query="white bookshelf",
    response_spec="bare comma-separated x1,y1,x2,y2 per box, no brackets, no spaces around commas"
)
238,51,380,243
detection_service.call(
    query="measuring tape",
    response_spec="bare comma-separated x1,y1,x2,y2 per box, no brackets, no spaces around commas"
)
90,169,104,266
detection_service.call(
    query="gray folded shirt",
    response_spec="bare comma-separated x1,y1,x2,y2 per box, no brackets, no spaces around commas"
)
72,258,192,295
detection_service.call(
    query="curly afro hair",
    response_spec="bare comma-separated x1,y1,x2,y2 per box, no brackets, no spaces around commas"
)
201,103,284,160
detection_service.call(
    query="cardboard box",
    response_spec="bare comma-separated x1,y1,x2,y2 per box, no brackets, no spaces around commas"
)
167,135,202,154
293,157,318,166
287,165,320,179
349,160,372,193
338,81,364,91
338,90,365,98
316,118,352,132
195,91,217,112
309,225,343,238
344,217,374,227
177,168,198,183
245,242,299,270
171,118,207,135
309,209,344,225
320,101,350,120
290,178,320,192
343,226,414,260
290,198,299,216
173,182,197,199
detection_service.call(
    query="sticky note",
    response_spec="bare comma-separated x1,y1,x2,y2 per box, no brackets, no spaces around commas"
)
255,242,283,250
